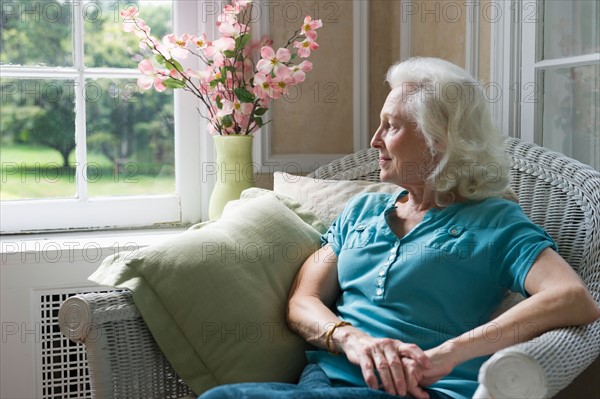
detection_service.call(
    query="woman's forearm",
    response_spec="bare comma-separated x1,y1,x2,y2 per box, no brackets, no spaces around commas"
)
441,283,599,365
287,295,346,348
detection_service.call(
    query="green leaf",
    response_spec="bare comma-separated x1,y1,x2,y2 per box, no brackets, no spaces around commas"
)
163,78,186,89
166,58,184,72
222,115,233,128
223,50,236,58
254,107,268,116
234,87,254,103
254,116,263,127
216,96,223,110
235,34,251,50
155,54,166,64
210,80,219,89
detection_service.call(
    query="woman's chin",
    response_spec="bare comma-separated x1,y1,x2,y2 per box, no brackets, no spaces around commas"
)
379,173,394,185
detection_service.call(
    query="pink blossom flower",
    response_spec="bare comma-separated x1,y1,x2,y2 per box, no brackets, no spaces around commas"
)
217,99,235,117
270,75,294,99
294,39,319,58
161,34,190,59
234,0,253,7
137,60,167,92
253,73,273,98
256,46,291,76
234,99,254,115
218,21,243,37
191,33,209,49
223,3,241,14
233,112,251,129
120,6,138,19
187,67,211,82
223,0,253,14
290,60,313,82
217,13,246,37
300,16,322,40
212,37,236,52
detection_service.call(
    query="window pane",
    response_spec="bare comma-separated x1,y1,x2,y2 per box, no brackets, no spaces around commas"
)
84,0,172,68
542,0,599,60
85,78,175,197
0,79,77,199
0,0,73,66
541,65,599,170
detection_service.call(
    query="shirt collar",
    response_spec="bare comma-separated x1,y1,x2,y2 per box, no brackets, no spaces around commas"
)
384,189,409,214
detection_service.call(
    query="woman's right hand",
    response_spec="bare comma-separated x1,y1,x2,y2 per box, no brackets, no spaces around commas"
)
336,327,431,398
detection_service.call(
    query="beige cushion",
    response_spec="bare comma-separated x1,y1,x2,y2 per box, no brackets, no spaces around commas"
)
273,171,400,226
89,193,321,394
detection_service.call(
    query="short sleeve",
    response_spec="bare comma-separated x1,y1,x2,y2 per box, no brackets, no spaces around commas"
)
489,202,557,296
320,204,351,256
320,194,368,256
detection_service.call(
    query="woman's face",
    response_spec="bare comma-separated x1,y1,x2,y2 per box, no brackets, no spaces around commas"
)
370,88,434,187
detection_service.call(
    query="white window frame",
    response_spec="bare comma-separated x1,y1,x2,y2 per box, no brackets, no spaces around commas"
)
491,0,599,146
519,0,600,145
0,1,204,233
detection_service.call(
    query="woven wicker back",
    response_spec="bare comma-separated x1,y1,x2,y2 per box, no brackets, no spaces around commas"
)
308,137,600,290
504,138,600,280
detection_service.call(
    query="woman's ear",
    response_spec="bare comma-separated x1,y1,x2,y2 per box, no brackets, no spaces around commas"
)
429,139,445,160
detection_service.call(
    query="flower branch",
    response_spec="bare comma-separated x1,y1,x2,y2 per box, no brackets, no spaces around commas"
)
121,0,322,136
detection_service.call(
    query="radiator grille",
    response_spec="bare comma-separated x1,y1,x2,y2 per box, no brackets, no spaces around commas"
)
36,288,111,399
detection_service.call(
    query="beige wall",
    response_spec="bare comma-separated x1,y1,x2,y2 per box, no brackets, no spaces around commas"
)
411,1,466,68
269,0,354,155
369,1,402,137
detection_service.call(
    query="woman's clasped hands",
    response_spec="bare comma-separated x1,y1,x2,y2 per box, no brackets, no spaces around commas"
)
338,328,458,399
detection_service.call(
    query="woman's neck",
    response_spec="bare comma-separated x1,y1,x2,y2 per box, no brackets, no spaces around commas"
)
399,186,438,212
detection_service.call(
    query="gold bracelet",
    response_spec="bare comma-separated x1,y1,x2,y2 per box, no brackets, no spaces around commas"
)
324,321,352,355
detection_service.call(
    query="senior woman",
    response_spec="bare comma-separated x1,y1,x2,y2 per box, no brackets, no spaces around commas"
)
199,58,599,399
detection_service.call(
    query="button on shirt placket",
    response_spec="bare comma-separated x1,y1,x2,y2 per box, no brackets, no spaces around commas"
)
375,240,400,299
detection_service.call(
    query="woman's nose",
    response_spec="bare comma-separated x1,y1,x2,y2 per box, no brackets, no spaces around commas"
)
371,129,383,148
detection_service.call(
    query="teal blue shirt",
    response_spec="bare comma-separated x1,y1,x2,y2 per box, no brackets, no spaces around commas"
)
307,191,557,399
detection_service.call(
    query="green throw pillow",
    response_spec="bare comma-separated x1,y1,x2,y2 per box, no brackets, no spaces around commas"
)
89,193,321,394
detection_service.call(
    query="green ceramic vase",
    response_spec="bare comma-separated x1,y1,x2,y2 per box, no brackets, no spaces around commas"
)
208,134,255,219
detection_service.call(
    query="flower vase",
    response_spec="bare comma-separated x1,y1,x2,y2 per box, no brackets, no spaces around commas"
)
208,134,255,219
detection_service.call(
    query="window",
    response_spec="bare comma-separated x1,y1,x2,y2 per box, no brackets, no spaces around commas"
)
520,0,599,169
0,0,203,232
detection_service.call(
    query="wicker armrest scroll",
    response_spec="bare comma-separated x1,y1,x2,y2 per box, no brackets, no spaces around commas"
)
478,322,600,398
58,290,193,399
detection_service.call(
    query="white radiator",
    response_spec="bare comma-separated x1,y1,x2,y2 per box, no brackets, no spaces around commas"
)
33,288,112,399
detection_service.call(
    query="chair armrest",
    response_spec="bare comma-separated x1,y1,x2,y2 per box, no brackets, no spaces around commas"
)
58,290,193,399
477,323,600,398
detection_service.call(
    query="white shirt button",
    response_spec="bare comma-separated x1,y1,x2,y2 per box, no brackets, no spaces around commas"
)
376,288,384,296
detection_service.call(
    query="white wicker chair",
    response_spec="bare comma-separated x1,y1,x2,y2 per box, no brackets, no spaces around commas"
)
59,137,600,398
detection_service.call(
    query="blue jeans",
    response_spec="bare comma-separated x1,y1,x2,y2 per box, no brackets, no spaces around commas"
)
198,364,454,399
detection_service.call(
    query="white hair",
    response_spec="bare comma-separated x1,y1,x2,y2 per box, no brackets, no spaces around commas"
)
386,57,513,206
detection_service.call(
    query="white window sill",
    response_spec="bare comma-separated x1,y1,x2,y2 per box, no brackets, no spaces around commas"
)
0,227,187,266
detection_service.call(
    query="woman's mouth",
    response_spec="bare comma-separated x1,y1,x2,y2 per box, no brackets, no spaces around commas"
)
379,157,391,165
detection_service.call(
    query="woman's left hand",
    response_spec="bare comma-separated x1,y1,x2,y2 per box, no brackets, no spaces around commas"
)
401,343,459,397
